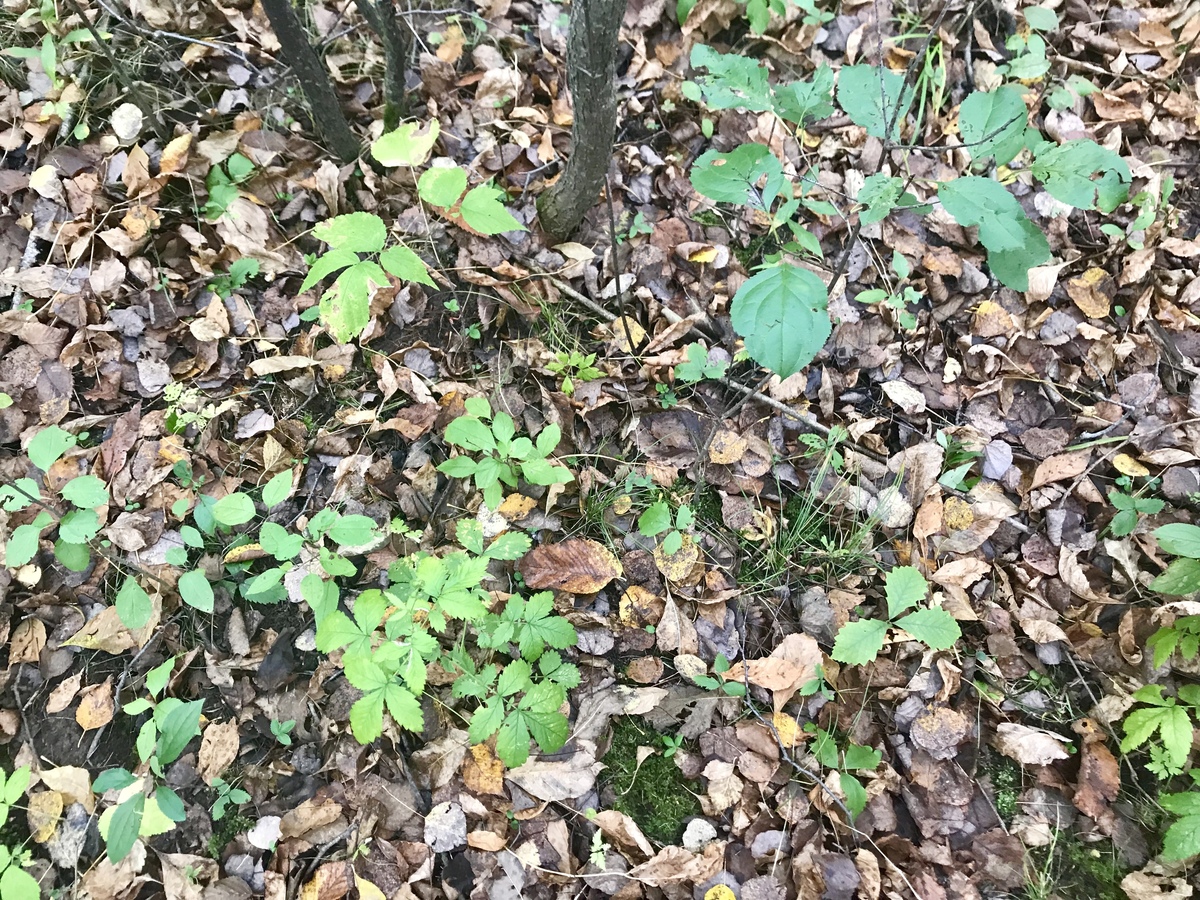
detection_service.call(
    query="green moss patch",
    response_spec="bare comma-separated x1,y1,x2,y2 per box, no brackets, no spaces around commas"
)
601,717,701,845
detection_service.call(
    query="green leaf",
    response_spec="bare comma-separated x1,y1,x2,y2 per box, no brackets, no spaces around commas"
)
1151,558,1200,596
521,457,573,486
93,768,137,792
445,416,496,453
730,263,831,378
958,86,1027,166
938,177,1050,290
59,508,100,544
638,501,672,537
299,248,359,294
106,793,145,863
259,522,304,560
484,532,532,561
116,576,152,629
384,682,424,731
857,174,905,224
7,519,47,567
459,183,525,234
496,711,533,767
261,470,293,509
1156,524,1200,559
772,66,836,126
1121,704,1193,774
438,456,478,478
178,569,214,613
212,493,255,526
688,44,774,113
1,766,29,804
894,608,961,651
314,212,387,254
1031,140,1130,212
1162,793,1200,818
371,119,441,167
536,423,561,457
380,244,436,287
884,566,928,617
837,65,914,141
320,260,387,343
1162,813,1200,861
28,425,77,470
1109,508,1137,537
60,475,109,508
0,393,11,409
350,690,386,743
417,166,468,208
840,772,868,819
842,743,882,770
690,144,785,210
156,700,203,765
145,658,174,698
831,618,889,665
327,515,379,547
1023,5,1058,30
54,539,90,571
155,786,186,822
0,860,41,900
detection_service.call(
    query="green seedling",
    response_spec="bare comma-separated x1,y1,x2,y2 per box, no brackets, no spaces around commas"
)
832,566,961,665
547,351,603,396
270,719,296,746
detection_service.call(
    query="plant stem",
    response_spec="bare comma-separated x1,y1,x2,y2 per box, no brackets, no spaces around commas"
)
356,0,413,131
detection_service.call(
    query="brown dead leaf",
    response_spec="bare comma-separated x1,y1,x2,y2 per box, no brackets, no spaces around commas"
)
627,841,727,887
909,706,969,760
40,766,94,814
518,539,623,593
466,830,507,851
992,723,1071,765
436,23,466,63
653,533,701,583
708,429,747,464
75,679,115,731
8,617,46,666
594,809,655,857
46,671,84,714
197,720,240,786
1031,450,1091,489
63,600,161,653
300,860,351,900
507,749,603,801
1072,719,1120,822
626,656,664,684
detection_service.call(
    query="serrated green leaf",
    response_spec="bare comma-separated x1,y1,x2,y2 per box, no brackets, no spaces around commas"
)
314,212,388,254
837,65,913,140
773,66,835,125
521,457,573,486
1162,793,1200,818
384,682,424,731
470,697,505,744
831,618,889,665
958,85,1027,166
938,177,1050,290
884,566,928,617
857,173,905,224
0,859,41,900
1156,524,1200,559
484,532,532,561
1151,558,1200,596
380,244,436,287
459,183,525,234
1031,140,1130,212
688,44,774,113
638,500,672,537
371,119,440,167
1162,814,1200,861
690,144,785,210
730,263,831,378
6,521,45,567
299,248,359,294
60,474,109,508
28,425,77,471
116,576,152,629
212,492,255,526
350,690,386,743
496,711,532,767
320,260,388,343
417,165,468,208
894,607,961,650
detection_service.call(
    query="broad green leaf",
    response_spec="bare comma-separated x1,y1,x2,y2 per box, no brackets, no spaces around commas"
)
371,119,440,167
496,711,532,767
1155,524,1200,559
298,248,359,294
178,569,214,613
259,522,304,560
261,470,293,509
314,212,388,254
894,608,962,650
1,766,29,803
384,682,424,731
1162,793,1200,818
59,508,99,544
497,659,533,697
444,416,495,452
93,768,137,792
380,244,436,287
145,658,174,697
155,786,186,822
773,66,835,125
837,65,914,141
328,515,379,547
524,707,569,754
938,177,1050,290
106,793,145,862
831,618,889,665
469,697,505,743
730,263,831,378
840,772,868,819
884,566,928,617
638,500,672,537
0,478,38,512
842,743,882,770
484,532,532,561
0,393,11,409
1031,140,1130,212
7,519,48,567
958,86,1027,166
116,576,152,629
28,425,77,471
857,174,905,224
536,423,561,457
521,457,573,486
320,260,388,343
688,44,773,113
1023,5,1058,30
438,456,477,478
459,183,524,234
156,700,202,765
417,165,468,208
1162,813,1200,861
690,144,785,210
1151,558,1200,596
316,610,369,655
54,539,90,572
60,475,109,509
212,492,255,526
0,861,40,900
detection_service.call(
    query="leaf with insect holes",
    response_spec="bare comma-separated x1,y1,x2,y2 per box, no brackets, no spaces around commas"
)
314,212,388,255
371,119,440,167
687,44,774,113
321,260,388,343
731,263,830,378
837,65,914,141
894,608,961,650
958,85,1028,166
690,144,785,210
831,618,889,665
1031,140,1130,212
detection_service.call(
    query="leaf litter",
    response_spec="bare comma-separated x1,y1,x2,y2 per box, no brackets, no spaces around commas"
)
0,0,1195,898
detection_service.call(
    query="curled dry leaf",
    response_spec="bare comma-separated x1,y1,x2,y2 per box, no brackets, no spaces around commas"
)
992,722,1071,765
75,679,115,731
518,538,623,593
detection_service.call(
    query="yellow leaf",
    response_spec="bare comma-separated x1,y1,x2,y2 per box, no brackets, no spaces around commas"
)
1112,453,1149,478
688,245,719,264
27,790,63,842
706,886,737,900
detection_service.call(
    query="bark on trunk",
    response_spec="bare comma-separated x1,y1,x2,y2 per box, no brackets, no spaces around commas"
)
536,0,627,239
261,0,361,163
356,0,412,132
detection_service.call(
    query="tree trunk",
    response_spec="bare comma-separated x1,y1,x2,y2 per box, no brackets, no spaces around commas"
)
261,0,361,163
357,0,413,132
536,0,627,239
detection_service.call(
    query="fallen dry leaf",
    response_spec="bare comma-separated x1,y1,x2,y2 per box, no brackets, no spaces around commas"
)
518,539,623,593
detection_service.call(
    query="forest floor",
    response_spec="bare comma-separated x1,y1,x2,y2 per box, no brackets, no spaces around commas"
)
1,0,1200,899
